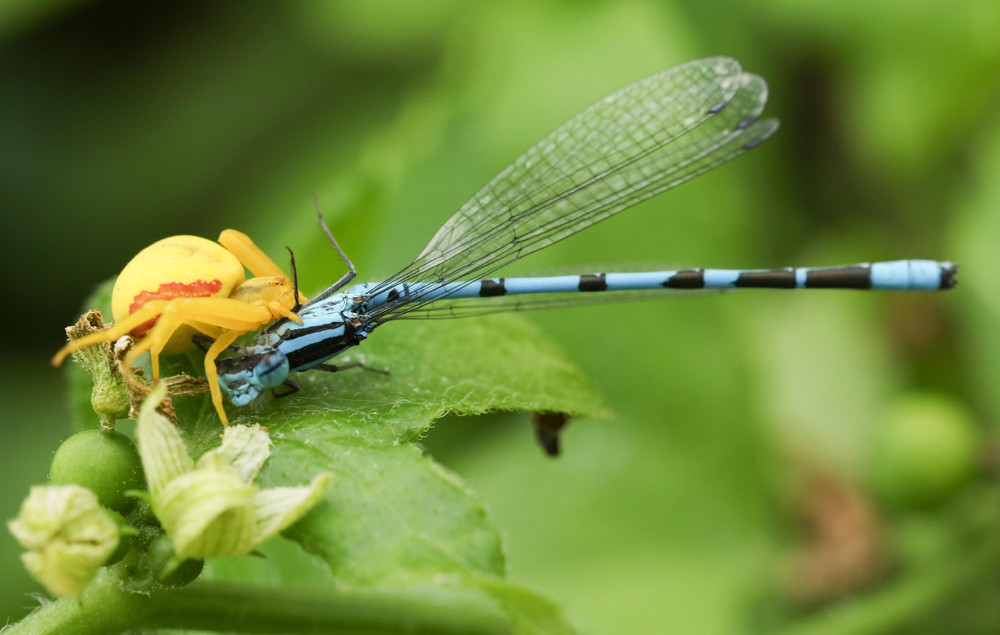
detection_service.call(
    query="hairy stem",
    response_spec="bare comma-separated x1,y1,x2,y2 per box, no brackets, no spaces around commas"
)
9,570,510,635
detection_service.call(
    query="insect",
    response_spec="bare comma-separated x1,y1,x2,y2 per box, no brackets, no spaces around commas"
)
211,57,957,423
53,229,307,425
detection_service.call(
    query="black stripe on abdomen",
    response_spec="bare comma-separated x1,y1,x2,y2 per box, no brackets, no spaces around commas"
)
734,269,797,288
579,274,607,292
663,269,705,289
479,279,506,296
803,266,872,289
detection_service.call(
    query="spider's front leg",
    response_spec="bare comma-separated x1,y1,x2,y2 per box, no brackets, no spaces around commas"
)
219,229,308,305
52,302,169,369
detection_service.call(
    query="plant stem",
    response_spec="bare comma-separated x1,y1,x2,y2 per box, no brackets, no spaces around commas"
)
9,570,510,635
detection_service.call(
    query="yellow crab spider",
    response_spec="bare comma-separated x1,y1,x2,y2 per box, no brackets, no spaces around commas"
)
53,229,306,426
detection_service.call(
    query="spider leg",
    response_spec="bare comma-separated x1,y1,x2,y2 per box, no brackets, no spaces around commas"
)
52,301,168,366
127,297,271,380
129,296,268,424
230,276,302,326
203,329,243,426
219,229,308,305
267,299,303,324
193,333,260,355
125,300,202,380
167,297,273,330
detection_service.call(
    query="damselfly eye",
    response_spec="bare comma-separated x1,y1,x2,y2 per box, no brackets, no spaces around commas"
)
254,351,290,389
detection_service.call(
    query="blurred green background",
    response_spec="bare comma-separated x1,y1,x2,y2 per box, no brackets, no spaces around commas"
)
2,0,999,632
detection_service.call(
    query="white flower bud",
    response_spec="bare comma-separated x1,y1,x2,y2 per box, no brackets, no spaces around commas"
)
8,484,120,596
135,388,332,559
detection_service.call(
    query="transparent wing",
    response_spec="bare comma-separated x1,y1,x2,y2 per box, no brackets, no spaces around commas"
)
386,286,730,320
366,57,778,323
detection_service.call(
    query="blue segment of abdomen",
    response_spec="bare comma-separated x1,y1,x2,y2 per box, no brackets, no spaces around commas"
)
869,260,945,290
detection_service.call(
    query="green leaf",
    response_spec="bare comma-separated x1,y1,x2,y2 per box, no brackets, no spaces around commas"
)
226,313,606,586
226,315,607,434
473,577,578,635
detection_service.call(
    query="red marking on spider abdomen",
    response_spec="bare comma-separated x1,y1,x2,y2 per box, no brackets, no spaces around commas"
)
129,279,224,337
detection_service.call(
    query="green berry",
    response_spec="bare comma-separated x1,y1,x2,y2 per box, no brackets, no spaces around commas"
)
870,394,979,510
50,429,144,514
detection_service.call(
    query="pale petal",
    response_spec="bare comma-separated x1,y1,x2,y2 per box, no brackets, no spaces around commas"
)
252,473,333,543
156,468,257,558
136,385,194,497
198,424,271,483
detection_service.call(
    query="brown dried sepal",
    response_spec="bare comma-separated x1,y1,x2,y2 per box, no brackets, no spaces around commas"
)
62,310,210,425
